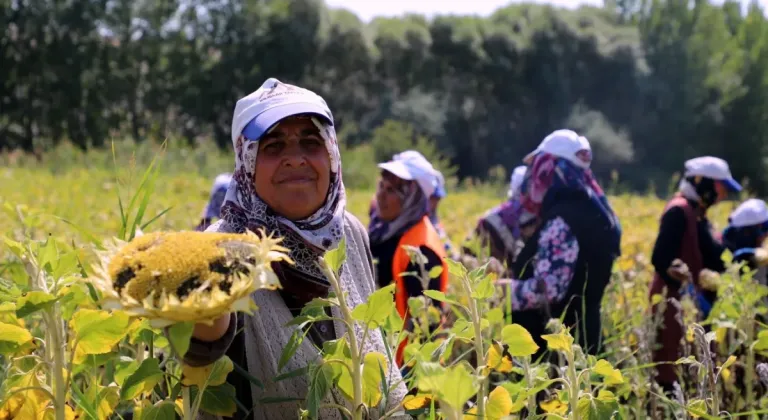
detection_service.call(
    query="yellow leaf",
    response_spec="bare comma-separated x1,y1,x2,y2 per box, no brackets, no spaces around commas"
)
540,398,568,414
486,386,513,419
715,327,728,343
96,386,120,420
541,332,574,354
181,356,233,388
686,326,695,343
486,343,513,373
721,367,732,383
593,359,625,385
362,352,388,407
687,399,707,418
402,394,433,410
501,324,539,357
721,355,737,371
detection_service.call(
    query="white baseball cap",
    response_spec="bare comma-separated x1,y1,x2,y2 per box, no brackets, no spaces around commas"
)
508,165,527,198
379,152,437,198
394,150,446,198
729,198,768,228
212,173,232,192
523,129,592,169
684,156,742,192
232,78,333,144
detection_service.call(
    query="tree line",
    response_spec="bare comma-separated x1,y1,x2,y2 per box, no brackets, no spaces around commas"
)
2,0,768,193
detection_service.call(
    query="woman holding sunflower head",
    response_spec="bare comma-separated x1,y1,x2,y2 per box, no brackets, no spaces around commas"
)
187,78,407,419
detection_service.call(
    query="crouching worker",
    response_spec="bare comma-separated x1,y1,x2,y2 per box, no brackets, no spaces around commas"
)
195,173,232,231
722,198,768,286
649,156,741,391
368,152,449,367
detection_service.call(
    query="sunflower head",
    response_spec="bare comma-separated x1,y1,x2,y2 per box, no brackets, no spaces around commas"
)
89,230,291,327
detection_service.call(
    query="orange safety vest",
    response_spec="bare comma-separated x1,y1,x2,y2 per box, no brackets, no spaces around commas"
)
392,216,449,366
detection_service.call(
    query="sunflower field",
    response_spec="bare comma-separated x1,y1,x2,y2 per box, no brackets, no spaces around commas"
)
0,142,767,420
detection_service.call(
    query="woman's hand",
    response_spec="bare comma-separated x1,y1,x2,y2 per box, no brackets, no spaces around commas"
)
755,248,768,267
699,269,721,292
667,259,692,285
192,314,231,342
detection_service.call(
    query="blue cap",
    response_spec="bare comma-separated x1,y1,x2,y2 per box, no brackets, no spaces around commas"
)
232,78,333,143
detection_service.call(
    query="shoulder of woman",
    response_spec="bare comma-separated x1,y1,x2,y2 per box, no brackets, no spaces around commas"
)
342,211,368,240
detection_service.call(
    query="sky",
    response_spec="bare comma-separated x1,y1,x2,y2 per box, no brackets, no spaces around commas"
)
323,0,757,21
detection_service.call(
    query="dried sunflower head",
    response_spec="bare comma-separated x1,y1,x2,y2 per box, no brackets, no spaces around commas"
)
89,230,291,328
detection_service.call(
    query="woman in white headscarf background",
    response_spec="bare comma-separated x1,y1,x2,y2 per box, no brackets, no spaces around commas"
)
195,173,232,231
185,78,407,420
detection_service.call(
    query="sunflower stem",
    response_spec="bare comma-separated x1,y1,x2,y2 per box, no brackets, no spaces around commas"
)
320,260,363,420
183,387,193,420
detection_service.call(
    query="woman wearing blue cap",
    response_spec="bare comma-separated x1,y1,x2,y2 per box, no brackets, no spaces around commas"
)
185,79,406,419
722,198,768,287
649,156,741,391
195,173,232,231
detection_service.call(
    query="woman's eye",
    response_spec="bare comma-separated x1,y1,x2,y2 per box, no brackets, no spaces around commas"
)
301,137,324,151
261,141,282,154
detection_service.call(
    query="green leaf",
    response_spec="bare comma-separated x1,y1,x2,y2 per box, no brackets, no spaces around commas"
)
436,363,477,411
136,400,177,420
38,238,57,274
422,290,461,307
323,236,347,274
686,399,708,418
71,309,131,357
306,362,334,419
274,366,309,383
278,328,307,372
2,236,25,258
450,318,475,342
120,358,163,400
190,383,238,416
114,359,140,387
16,291,57,318
351,284,395,328
413,362,446,393
470,274,495,299
485,308,504,325
58,284,89,319
444,258,468,279
70,382,101,420
428,265,443,279
501,324,540,357
182,355,234,388
53,251,80,280
577,390,620,420
167,321,194,358
0,322,33,355
593,359,625,385
542,332,574,354
754,330,768,351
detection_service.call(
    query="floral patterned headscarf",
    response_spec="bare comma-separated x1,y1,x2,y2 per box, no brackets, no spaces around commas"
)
220,115,346,282
518,152,622,252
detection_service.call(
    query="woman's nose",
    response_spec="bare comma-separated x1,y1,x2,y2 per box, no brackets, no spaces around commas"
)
281,143,307,167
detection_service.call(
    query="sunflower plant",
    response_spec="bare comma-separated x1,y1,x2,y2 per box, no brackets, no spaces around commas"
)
0,153,291,420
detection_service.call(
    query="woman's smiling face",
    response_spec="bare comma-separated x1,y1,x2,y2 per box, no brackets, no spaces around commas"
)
252,116,331,221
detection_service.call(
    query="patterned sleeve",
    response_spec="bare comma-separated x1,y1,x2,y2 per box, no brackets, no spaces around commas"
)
509,216,579,311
